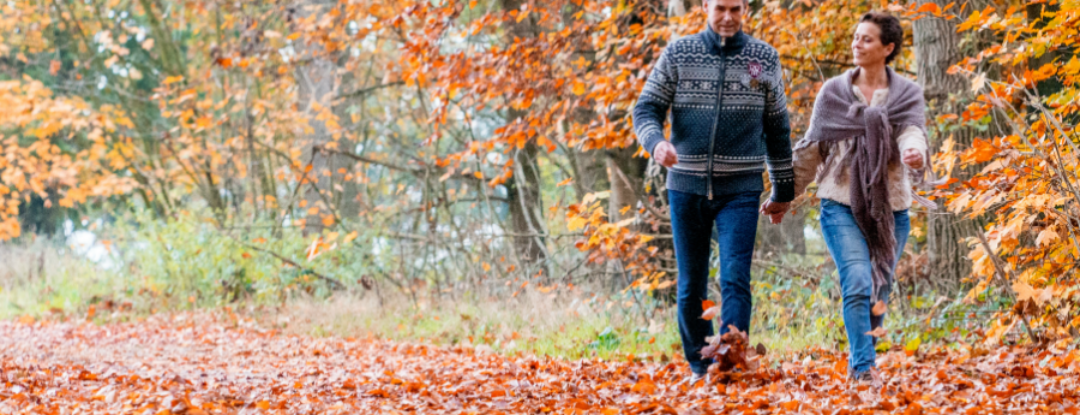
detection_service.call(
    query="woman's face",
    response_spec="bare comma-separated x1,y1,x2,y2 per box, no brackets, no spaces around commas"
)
851,22,895,67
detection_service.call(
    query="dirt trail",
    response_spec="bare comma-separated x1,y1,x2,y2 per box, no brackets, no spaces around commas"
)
0,314,1075,414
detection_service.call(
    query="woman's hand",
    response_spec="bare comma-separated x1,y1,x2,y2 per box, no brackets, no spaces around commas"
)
902,148,924,169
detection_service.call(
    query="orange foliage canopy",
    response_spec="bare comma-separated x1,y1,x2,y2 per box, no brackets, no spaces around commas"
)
936,0,1080,344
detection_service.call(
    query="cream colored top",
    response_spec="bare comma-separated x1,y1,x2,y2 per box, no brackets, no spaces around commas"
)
791,86,929,211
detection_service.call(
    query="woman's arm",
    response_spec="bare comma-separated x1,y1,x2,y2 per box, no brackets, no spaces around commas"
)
897,125,928,168
791,139,823,199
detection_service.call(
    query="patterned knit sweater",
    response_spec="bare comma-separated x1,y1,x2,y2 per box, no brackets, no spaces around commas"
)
633,29,795,202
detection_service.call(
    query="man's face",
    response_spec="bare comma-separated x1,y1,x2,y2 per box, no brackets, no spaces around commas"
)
704,0,745,38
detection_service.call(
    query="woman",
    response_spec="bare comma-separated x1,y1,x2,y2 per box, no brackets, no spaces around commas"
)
788,12,932,384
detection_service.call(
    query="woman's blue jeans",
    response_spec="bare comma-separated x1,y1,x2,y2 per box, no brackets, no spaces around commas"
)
819,199,909,376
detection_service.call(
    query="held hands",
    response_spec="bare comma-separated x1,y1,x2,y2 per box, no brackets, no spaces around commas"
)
653,141,678,168
902,148,924,170
759,200,791,224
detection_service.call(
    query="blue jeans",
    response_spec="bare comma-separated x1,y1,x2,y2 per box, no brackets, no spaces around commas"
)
669,190,760,375
819,199,909,375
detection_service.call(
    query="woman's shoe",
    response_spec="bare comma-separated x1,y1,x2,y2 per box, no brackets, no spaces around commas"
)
850,368,882,388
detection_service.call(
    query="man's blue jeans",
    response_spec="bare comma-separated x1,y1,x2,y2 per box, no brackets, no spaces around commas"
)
669,190,760,375
820,199,909,376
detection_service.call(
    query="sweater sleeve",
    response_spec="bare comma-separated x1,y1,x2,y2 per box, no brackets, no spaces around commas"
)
897,125,929,165
762,49,795,203
632,45,677,156
791,138,821,199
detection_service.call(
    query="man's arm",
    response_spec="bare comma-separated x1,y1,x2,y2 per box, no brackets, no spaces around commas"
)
762,49,795,203
633,46,677,158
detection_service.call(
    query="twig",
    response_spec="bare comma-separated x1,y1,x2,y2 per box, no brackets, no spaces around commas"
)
335,81,405,100
608,155,671,221
235,240,346,291
974,229,1038,343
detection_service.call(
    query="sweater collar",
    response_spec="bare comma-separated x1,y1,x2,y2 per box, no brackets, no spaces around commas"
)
701,27,749,55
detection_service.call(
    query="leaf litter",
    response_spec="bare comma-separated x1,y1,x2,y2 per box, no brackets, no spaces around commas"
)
0,313,1078,414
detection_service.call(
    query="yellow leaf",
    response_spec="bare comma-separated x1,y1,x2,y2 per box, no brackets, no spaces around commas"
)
567,216,588,231
971,72,986,93
515,8,530,23
343,231,359,244
1013,280,1037,303
1036,228,1059,247
195,116,212,129
582,191,610,204
557,178,573,187
572,80,586,95
907,337,924,354
321,215,335,227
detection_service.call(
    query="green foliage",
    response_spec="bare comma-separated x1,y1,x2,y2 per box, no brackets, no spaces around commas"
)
0,238,115,318
105,208,378,309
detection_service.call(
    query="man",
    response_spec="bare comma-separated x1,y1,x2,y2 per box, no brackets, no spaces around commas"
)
632,0,794,381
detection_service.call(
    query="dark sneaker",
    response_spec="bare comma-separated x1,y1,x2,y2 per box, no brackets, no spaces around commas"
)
850,369,881,388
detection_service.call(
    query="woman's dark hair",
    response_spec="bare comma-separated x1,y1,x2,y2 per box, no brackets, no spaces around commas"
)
860,12,903,65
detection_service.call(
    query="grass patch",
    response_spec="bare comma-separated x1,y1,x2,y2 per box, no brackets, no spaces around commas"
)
0,237,119,318
271,289,685,361
0,237,996,363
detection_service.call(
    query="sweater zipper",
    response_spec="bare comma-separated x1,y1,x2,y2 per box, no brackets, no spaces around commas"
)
706,37,727,200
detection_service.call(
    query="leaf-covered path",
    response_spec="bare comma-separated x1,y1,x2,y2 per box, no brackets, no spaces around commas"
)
0,314,1077,414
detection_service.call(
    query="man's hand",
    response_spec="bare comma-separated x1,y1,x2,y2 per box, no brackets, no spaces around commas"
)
653,141,678,168
902,148,924,170
760,200,791,224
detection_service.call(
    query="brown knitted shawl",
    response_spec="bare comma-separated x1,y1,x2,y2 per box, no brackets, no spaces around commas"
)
803,67,928,303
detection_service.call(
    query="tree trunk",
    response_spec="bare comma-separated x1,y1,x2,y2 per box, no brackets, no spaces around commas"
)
607,147,648,222
912,0,979,292
506,143,549,265
502,0,548,269
294,0,337,234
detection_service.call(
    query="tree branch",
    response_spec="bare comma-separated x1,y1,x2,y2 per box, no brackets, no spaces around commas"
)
335,81,405,100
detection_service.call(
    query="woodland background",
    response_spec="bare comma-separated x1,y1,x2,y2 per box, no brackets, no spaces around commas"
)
0,0,1078,358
